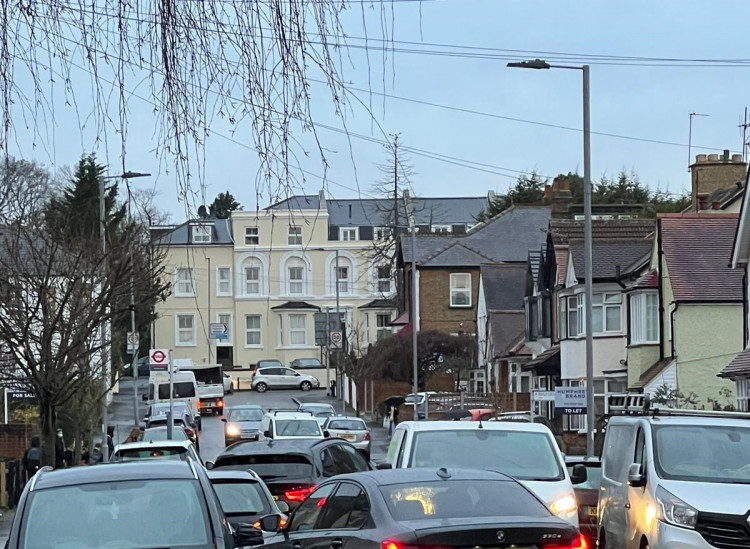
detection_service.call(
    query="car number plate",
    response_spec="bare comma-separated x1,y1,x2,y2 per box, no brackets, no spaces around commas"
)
240,434,254,439
341,434,356,441
588,506,598,518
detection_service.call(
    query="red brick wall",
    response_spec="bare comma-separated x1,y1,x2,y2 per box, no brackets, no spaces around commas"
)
419,268,480,334
0,424,36,460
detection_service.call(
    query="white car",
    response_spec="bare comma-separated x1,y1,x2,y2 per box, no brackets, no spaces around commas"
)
251,366,320,393
260,411,325,440
112,440,203,465
382,420,581,527
222,372,233,394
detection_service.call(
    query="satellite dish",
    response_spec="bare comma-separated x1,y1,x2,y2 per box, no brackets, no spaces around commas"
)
197,205,208,219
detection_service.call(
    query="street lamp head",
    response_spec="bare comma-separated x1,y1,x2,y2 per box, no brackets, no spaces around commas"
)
121,171,151,179
507,59,550,70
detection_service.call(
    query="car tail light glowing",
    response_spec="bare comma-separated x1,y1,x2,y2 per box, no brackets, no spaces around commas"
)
382,543,450,549
364,432,371,441
217,399,224,407
196,401,201,410
543,534,589,549
284,485,316,502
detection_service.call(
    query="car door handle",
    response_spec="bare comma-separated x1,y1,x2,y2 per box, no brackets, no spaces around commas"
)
330,540,343,549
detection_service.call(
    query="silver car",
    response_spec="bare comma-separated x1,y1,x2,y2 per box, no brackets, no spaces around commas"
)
251,366,320,392
322,416,371,459
298,403,336,426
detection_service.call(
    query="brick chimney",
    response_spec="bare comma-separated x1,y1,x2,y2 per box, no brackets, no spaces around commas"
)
543,184,552,204
690,150,746,210
550,176,572,219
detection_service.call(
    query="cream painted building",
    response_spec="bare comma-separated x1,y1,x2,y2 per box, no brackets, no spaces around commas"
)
152,192,487,370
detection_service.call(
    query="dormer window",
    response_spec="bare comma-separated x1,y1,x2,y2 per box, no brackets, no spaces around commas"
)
192,224,212,243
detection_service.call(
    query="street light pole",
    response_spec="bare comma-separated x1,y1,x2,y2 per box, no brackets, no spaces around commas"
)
508,59,595,457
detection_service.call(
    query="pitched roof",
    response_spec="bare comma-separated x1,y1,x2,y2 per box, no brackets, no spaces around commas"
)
481,264,528,311
270,301,320,310
359,299,396,309
522,345,560,371
488,312,525,359
659,214,743,302
549,218,655,244
402,206,551,266
267,195,488,227
154,218,234,246
630,357,674,389
629,269,659,290
719,347,750,378
569,240,653,281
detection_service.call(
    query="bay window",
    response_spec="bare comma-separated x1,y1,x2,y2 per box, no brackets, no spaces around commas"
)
592,292,622,333
630,292,659,344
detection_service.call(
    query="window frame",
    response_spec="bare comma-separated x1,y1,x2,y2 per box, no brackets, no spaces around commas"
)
339,227,359,241
630,291,659,345
175,314,196,346
287,265,305,296
216,266,232,297
592,292,623,334
336,266,350,295
244,227,259,245
289,314,307,346
174,268,195,297
244,264,261,296
431,225,451,234
374,227,390,241
244,314,262,347
376,313,392,341
192,224,212,243
376,265,391,294
449,273,472,308
288,225,302,246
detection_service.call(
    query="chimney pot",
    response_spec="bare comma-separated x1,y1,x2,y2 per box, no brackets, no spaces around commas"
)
723,149,731,160
708,154,719,162
732,154,743,163
712,201,721,210
697,193,709,210
696,154,707,163
543,184,551,200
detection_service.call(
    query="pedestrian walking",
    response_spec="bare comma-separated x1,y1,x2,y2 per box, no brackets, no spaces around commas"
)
54,428,65,469
124,427,142,444
22,436,41,479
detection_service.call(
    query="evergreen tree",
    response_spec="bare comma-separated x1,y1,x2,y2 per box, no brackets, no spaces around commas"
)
210,191,242,219
476,171,547,222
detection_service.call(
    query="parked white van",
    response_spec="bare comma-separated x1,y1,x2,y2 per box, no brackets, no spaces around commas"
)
144,371,200,427
599,394,750,549
382,420,581,527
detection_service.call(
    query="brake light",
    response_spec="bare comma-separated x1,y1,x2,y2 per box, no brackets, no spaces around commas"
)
284,485,316,502
382,543,450,549
544,534,589,549
217,399,224,407
364,432,371,441
196,401,201,410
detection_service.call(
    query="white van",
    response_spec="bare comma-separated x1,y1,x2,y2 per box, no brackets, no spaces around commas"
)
383,420,581,527
144,371,200,427
599,394,750,549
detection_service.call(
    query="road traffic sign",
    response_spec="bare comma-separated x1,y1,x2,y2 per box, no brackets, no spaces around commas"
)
149,348,169,370
127,332,139,353
330,331,343,349
209,323,228,340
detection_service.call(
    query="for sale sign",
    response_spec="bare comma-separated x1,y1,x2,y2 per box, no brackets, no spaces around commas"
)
554,386,587,415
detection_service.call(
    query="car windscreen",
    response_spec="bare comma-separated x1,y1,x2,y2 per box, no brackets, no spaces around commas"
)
327,420,367,430
275,419,322,437
147,418,187,429
116,448,188,461
142,428,189,442
211,480,273,515
410,430,564,481
22,479,211,549
214,454,313,480
229,408,264,421
158,381,196,399
380,480,550,521
653,424,750,483
566,463,602,490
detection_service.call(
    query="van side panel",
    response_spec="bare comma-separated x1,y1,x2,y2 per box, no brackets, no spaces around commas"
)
599,422,637,549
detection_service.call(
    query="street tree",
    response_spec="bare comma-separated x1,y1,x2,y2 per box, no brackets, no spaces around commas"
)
0,158,54,224
2,2,401,208
210,191,242,219
0,200,168,467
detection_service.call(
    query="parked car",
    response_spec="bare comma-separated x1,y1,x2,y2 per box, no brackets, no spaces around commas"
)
289,358,323,370
599,393,750,549
207,469,289,532
260,468,584,549
223,372,234,393
146,407,200,450
297,402,337,426
142,425,190,443
122,356,150,378
565,455,601,546
223,405,265,446
260,411,325,440
112,440,202,464
5,461,264,548
207,438,372,511
251,365,320,392
322,416,371,460
490,410,558,433
381,420,584,527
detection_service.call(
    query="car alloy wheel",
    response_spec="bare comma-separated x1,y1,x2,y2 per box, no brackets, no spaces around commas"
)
300,381,312,391
255,382,267,393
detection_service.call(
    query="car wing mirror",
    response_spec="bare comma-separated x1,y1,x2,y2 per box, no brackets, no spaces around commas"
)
323,430,330,438
570,463,588,485
375,461,392,470
627,462,646,487
233,523,264,546
263,430,272,438
142,394,148,401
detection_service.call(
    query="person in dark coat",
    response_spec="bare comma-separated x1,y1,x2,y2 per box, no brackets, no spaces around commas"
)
106,426,115,457
22,436,41,479
54,428,65,469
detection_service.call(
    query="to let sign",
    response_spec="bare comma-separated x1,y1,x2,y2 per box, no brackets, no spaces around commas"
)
554,386,587,415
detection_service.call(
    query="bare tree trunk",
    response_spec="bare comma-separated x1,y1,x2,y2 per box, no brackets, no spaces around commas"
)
39,401,56,468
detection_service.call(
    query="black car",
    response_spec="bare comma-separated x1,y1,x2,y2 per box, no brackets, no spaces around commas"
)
5,461,263,549
565,455,602,546
207,469,289,531
261,467,586,549
222,405,265,446
207,438,372,511
122,356,150,378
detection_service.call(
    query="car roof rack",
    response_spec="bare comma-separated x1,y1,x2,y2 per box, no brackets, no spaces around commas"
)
268,409,314,416
608,393,750,420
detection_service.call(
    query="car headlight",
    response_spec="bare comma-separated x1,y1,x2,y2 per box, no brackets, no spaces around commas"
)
655,485,698,529
549,494,577,516
226,424,240,436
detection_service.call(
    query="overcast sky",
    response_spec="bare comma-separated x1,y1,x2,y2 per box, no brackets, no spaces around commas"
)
9,0,750,221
